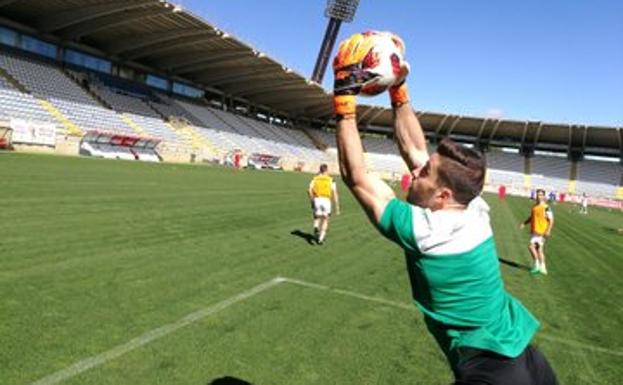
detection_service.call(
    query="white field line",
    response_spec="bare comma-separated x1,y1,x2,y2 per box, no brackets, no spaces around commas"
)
30,275,622,385
30,277,285,385
280,277,413,310
279,277,623,358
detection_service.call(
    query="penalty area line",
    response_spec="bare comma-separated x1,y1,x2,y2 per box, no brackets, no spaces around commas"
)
30,277,285,385
30,275,622,385
279,277,623,358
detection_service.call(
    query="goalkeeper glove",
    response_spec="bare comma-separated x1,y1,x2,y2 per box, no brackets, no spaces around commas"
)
333,33,381,118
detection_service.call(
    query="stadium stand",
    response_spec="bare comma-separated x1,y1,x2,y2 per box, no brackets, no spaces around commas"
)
362,136,405,174
530,154,571,193
90,85,182,142
576,159,621,198
0,53,133,135
0,0,619,197
312,129,338,149
484,150,526,190
0,87,55,124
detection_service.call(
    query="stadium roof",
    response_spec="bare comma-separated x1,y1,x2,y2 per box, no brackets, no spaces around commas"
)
0,0,621,157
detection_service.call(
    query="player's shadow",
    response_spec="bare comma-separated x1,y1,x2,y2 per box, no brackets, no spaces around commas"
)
290,229,317,245
498,258,531,271
604,226,623,235
207,376,253,385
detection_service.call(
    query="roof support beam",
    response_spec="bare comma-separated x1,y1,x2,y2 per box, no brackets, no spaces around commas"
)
446,116,462,136
301,103,332,117
124,32,218,60
434,114,451,137
519,121,530,146
105,28,210,55
356,107,376,125
232,82,309,98
567,124,574,155
197,67,281,86
364,108,387,127
253,89,323,104
224,78,301,96
270,94,329,109
297,110,332,120
58,8,172,40
488,120,503,142
476,119,489,140
36,0,154,32
169,50,249,72
150,48,226,68
532,122,544,146
173,52,255,75
580,125,589,154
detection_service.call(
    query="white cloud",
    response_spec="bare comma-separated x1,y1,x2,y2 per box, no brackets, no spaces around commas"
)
485,108,505,119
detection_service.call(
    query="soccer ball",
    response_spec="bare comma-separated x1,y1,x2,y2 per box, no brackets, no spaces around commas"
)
357,31,407,96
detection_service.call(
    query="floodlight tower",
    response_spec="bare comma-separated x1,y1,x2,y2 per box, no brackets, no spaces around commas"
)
311,0,360,84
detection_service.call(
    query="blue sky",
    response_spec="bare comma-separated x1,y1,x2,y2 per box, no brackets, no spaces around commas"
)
179,0,622,127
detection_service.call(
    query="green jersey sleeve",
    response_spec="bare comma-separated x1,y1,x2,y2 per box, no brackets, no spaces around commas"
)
378,198,419,253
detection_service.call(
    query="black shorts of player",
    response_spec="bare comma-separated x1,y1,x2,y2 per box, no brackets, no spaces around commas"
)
453,345,558,385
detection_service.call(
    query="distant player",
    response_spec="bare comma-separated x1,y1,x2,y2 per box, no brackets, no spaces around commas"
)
498,184,507,201
520,189,555,275
579,193,588,214
308,164,340,244
548,190,556,203
233,149,242,169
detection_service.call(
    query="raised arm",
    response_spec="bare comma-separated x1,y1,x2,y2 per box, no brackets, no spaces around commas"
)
337,116,395,223
390,84,429,172
336,116,395,223
332,32,398,224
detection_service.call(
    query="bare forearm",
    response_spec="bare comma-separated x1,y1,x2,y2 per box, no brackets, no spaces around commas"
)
393,103,428,170
336,116,395,223
337,117,367,187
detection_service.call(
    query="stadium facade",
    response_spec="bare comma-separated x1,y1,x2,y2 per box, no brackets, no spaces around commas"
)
0,0,621,200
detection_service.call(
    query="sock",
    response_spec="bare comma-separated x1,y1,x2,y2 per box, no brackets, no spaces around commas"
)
319,231,326,243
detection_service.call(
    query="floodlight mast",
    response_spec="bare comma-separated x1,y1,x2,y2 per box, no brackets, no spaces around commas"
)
311,0,360,84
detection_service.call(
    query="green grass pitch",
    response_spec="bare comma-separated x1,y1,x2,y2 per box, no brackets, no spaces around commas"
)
1,152,622,385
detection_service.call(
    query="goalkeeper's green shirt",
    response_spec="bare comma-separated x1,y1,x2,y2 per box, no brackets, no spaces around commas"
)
378,196,539,369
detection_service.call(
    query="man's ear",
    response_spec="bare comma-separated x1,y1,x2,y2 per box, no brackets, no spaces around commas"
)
438,187,454,202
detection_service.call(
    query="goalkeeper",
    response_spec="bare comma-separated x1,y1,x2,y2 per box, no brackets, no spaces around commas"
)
333,32,558,385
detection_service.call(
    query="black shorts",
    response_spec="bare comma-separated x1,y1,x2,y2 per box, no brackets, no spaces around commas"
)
453,345,558,385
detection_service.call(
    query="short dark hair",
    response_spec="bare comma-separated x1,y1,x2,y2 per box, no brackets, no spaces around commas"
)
536,188,545,195
436,138,486,205
319,163,328,173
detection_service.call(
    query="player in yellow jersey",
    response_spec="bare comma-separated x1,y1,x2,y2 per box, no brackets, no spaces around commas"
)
308,164,340,245
520,189,555,275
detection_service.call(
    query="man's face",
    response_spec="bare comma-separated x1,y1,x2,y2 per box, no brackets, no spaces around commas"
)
536,190,546,203
407,153,441,208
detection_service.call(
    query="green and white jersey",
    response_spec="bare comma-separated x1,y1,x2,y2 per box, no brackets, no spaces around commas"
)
379,196,539,368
